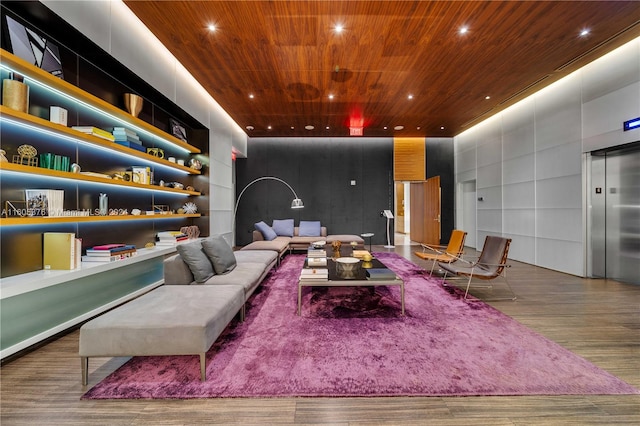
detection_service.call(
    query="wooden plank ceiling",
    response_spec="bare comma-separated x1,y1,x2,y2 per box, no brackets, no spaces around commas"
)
124,1,640,138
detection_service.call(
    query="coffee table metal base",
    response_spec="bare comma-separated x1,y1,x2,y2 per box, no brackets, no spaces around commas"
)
297,279,405,316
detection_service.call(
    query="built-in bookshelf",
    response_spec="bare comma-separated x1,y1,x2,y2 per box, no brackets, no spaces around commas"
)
0,6,209,360
1,48,206,253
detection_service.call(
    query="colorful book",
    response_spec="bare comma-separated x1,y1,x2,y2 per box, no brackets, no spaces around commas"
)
365,268,397,280
90,244,126,250
71,126,116,141
86,244,136,255
43,232,76,270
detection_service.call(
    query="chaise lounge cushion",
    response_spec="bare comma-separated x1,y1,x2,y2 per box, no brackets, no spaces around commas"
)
79,285,244,358
176,241,215,283
201,235,237,274
255,221,277,241
233,249,278,267
272,218,294,237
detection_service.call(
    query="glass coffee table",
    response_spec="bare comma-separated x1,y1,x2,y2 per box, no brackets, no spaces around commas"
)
297,250,405,316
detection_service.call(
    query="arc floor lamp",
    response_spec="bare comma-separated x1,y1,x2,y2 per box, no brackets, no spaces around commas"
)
234,176,304,243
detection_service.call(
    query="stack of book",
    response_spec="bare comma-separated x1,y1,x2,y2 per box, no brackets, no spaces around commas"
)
82,243,137,263
112,127,145,152
71,126,115,142
302,247,328,280
300,267,328,281
156,231,189,246
307,248,326,258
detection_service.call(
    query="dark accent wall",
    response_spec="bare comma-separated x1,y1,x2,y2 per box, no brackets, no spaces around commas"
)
426,138,455,244
235,137,394,246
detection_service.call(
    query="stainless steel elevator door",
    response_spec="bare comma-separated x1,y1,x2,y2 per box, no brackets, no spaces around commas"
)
591,147,640,284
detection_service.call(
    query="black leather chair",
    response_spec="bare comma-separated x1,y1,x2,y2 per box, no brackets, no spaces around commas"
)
438,235,516,300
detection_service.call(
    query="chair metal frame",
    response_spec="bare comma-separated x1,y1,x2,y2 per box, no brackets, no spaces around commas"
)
438,236,516,301
415,229,467,275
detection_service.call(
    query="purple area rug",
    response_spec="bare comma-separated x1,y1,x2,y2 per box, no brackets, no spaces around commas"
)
83,253,638,399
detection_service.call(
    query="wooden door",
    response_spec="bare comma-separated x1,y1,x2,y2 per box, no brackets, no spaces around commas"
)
409,178,441,245
396,183,405,233
424,176,441,245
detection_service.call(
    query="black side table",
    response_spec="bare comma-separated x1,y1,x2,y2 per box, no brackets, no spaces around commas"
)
361,232,374,252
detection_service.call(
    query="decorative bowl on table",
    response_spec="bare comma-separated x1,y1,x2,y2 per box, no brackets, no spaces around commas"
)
335,257,361,279
311,240,326,249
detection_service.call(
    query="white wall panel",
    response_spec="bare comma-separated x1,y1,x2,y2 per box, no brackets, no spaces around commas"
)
503,209,535,236
503,154,534,185
210,132,232,167
583,83,638,139
503,182,535,209
536,208,582,242
477,164,502,188
476,134,502,167
536,141,582,180
504,234,535,264
537,239,583,276
42,1,112,52
455,145,477,174
502,99,535,160
536,175,582,209
582,40,639,102
535,75,582,150
211,159,232,189
175,68,211,127
477,186,502,210
477,209,502,233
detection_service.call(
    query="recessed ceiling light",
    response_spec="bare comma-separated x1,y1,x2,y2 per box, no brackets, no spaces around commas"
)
485,96,491,100
459,26,468,34
305,125,315,130
440,126,445,130
384,126,388,130
580,29,590,36
248,93,254,99
407,94,414,100
416,126,421,130
291,126,295,130
326,126,330,130
207,24,216,32
267,125,272,130
334,24,344,33
394,125,404,131
328,94,334,100
246,125,254,131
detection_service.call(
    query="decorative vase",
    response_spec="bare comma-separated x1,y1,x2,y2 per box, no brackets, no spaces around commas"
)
331,240,342,258
2,79,29,113
123,93,143,117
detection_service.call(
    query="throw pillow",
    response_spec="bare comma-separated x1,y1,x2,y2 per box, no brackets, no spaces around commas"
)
255,221,277,241
176,241,215,283
201,235,237,275
272,218,294,237
299,220,321,237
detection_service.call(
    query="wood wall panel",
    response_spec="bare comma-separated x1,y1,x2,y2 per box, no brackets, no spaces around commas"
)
394,137,425,181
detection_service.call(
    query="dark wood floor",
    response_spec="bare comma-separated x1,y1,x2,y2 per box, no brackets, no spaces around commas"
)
2,241,639,425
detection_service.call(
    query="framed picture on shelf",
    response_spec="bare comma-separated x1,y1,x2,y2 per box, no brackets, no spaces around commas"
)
24,189,48,217
169,118,188,143
4,15,64,79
